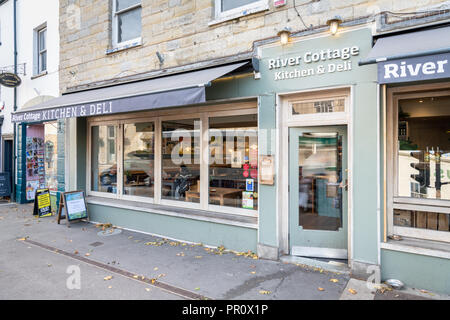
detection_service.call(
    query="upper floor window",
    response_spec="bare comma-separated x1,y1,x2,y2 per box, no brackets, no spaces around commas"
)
112,0,142,47
37,27,47,73
214,0,268,22
33,24,47,76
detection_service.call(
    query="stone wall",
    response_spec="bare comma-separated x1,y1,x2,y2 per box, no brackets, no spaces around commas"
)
59,0,449,92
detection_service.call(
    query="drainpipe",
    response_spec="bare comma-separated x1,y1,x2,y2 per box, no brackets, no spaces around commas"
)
12,0,17,202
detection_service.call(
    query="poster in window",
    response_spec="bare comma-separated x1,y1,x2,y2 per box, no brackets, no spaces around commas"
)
242,191,254,209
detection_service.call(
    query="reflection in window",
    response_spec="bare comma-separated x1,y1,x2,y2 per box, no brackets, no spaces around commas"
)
161,119,200,202
394,209,449,232
397,95,450,201
292,98,345,115
298,132,343,231
91,125,117,194
221,0,260,12
44,122,58,191
123,122,154,198
209,115,258,210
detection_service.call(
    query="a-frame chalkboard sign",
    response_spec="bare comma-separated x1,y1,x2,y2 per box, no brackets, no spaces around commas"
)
57,191,89,227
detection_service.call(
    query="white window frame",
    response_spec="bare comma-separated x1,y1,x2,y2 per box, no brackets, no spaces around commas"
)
87,102,258,218
211,0,269,25
387,84,450,243
33,24,47,76
111,0,142,48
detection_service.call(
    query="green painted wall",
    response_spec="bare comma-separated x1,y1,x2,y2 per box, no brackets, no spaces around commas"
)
88,203,257,253
381,249,450,294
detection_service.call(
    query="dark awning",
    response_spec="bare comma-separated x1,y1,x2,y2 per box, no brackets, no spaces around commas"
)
359,26,450,66
12,62,248,123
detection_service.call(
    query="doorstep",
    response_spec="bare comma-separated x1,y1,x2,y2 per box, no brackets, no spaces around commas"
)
86,196,258,230
280,255,351,275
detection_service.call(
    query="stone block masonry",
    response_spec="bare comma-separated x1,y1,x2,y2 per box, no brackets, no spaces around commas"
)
59,0,448,92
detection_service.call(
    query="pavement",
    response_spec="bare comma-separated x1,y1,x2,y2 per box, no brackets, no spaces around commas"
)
0,203,445,301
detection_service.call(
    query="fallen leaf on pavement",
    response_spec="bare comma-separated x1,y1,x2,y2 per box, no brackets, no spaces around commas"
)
329,278,339,283
74,250,79,254
259,290,271,295
85,253,90,256
151,278,156,284
103,276,113,281
194,287,200,291
145,288,151,292
153,267,158,271
318,287,325,291
348,288,357,295
194,256,202,259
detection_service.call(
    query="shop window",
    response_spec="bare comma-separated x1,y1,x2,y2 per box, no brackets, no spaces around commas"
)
214,0,268,21
391,91,450,241
209,115,258,210
123,122,154,198
87,104,258,216
161,119,200,203
112,0,142,46
91,125,117,194
25,121,58,200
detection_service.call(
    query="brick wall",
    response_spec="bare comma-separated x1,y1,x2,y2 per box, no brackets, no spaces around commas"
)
59,0,448,92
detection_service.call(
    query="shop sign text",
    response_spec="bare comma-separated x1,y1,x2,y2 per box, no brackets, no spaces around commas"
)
11,101,113,123
378,53,450,84
268,46,360,81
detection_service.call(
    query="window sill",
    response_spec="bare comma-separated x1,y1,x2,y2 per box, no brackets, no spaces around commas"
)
381,236,450,260
106,38,142,55
31,71,48,80
208,4,269,27
86,196,258,229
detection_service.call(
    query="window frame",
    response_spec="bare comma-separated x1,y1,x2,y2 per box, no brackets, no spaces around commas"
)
111,0,142,49
387,84,450,243
34,24,47,76
212,0,269,24
86,102,258,217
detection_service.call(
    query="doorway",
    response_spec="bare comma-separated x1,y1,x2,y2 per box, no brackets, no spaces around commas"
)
289,126,348,259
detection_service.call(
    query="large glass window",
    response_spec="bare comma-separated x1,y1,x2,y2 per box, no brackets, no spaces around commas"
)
395,94,450,234
123,122,154,198
91,125,117,194
221,0,260,12
161,119,200,203
87,107,258,215
209,115,258,210
25,122,58,200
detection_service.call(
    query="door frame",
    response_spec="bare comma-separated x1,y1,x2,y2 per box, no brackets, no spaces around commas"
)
277,85,354,263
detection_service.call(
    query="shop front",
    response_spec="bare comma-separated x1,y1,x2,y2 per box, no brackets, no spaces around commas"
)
360,25,450,294
12,62,263,253
246,26,380,266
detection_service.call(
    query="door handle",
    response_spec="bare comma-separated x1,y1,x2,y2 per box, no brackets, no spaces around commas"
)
339,179,348,191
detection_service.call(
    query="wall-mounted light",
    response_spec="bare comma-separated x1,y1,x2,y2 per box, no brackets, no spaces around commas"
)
277,27,291,45
326,16,342,36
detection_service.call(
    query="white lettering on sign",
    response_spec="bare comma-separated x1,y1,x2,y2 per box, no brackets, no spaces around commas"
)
268,46,359,81
383,59,448,79
12,101,114,123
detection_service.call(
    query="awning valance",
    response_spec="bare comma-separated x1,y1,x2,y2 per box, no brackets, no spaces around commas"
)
12,62,248,123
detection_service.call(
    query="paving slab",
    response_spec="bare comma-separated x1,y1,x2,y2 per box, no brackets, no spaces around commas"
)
0,204,350,300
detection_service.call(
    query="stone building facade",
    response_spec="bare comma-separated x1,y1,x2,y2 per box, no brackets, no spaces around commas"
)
13,0,450,294
59,0,449,92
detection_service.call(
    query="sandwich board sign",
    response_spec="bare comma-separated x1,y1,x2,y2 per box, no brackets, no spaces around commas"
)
33,188,52,218
57,191,88,226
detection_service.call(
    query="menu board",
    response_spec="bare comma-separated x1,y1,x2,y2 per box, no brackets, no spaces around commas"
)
64,191,88,221
33,188,52,217
0,172,11,197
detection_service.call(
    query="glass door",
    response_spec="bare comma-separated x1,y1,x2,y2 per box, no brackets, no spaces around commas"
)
289,126,348,259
